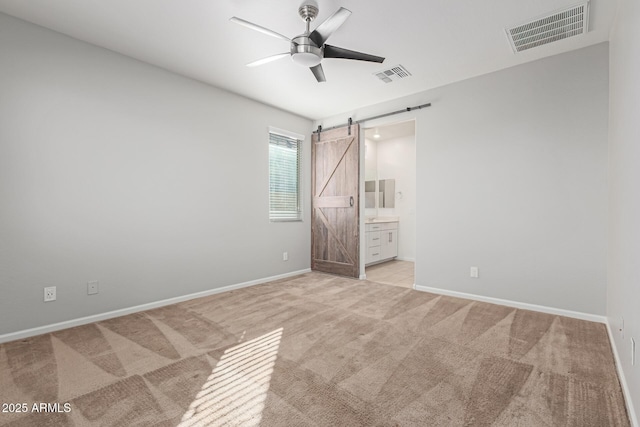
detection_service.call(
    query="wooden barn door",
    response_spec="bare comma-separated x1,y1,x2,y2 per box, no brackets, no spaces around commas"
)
311,125,360,278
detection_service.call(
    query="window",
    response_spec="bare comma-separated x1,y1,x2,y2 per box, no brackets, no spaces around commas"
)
269,128,303,221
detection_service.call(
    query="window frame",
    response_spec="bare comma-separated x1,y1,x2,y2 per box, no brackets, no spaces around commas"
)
268,127,305,222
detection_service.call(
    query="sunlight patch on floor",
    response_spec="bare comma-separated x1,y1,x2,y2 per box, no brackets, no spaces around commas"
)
178,328,283,427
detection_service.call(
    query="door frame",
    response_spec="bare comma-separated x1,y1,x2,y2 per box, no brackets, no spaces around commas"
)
358,117,418,282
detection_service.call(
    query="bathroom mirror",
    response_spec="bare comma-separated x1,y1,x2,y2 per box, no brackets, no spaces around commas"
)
378,179,395,208
365,180,376,209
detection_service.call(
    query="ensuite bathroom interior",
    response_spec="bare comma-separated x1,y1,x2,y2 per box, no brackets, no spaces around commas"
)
363,120,416,288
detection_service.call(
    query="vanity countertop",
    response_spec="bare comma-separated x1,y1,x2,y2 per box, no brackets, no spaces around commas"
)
365,216,399,224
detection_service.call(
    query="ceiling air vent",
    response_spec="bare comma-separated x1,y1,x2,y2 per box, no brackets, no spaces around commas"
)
506,2,589,53
374,65,411,83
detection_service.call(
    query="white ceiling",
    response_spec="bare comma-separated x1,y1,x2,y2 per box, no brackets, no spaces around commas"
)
0,0,618,120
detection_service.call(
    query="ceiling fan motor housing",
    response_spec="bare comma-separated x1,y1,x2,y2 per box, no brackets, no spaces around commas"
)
291,35,322,67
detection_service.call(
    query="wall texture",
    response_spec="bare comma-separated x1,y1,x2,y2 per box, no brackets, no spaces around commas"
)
608,0,640,422
0,13,312,336
319,43,609,316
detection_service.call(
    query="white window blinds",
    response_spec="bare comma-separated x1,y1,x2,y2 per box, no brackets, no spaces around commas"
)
269,131,302,221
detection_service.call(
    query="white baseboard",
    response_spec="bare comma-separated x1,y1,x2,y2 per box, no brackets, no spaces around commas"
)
414,285,607,323
395,257,415,262
0,269,311,344
606,321,639,427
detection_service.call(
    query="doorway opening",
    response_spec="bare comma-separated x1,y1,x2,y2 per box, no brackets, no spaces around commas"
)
362,120,416,288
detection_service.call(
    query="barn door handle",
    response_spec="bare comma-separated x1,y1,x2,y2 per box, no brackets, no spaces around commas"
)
349,196,354,207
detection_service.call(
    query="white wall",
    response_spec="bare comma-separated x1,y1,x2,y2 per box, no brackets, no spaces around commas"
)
374,134,416,261
0,13,312,336
364,138,378,218
608,0,640,422
318,43,609,316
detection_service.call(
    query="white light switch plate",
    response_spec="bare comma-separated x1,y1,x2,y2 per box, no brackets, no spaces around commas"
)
470,267,479,278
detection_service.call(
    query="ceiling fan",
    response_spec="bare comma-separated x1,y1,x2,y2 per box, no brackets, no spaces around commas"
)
230,1,385,82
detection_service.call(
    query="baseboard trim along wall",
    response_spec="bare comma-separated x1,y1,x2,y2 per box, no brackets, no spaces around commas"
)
0,268,311,344
414,285,607,324
606,321,639,427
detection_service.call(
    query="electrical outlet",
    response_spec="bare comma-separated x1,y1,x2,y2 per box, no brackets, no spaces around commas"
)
87,280,99,295
283,252,288,261
44,286,56,302
470,266,479,278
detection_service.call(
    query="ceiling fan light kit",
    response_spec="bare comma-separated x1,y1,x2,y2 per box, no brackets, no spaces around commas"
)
230,1,385,82
291,36,323,67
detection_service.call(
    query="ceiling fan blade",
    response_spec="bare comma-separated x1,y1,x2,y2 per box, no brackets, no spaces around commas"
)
323,45,385,63
246,53,290,67
309,7,351,47
230,17,291,43
310,64,326,83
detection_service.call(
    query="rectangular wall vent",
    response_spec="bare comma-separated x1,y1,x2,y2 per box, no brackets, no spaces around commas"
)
374,65,412,83
506,2,589,53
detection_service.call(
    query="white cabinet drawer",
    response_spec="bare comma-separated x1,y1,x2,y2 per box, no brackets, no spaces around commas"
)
366,221,398,232
367,245,382,263
366,223,384,232
367,231,381,247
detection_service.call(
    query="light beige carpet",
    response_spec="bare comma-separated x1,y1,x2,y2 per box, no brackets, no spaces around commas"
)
0,272,630,426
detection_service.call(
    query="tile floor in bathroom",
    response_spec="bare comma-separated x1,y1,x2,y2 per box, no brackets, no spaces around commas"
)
365,260,414,288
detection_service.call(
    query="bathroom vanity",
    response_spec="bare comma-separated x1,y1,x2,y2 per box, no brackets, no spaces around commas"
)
365,218,398,265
